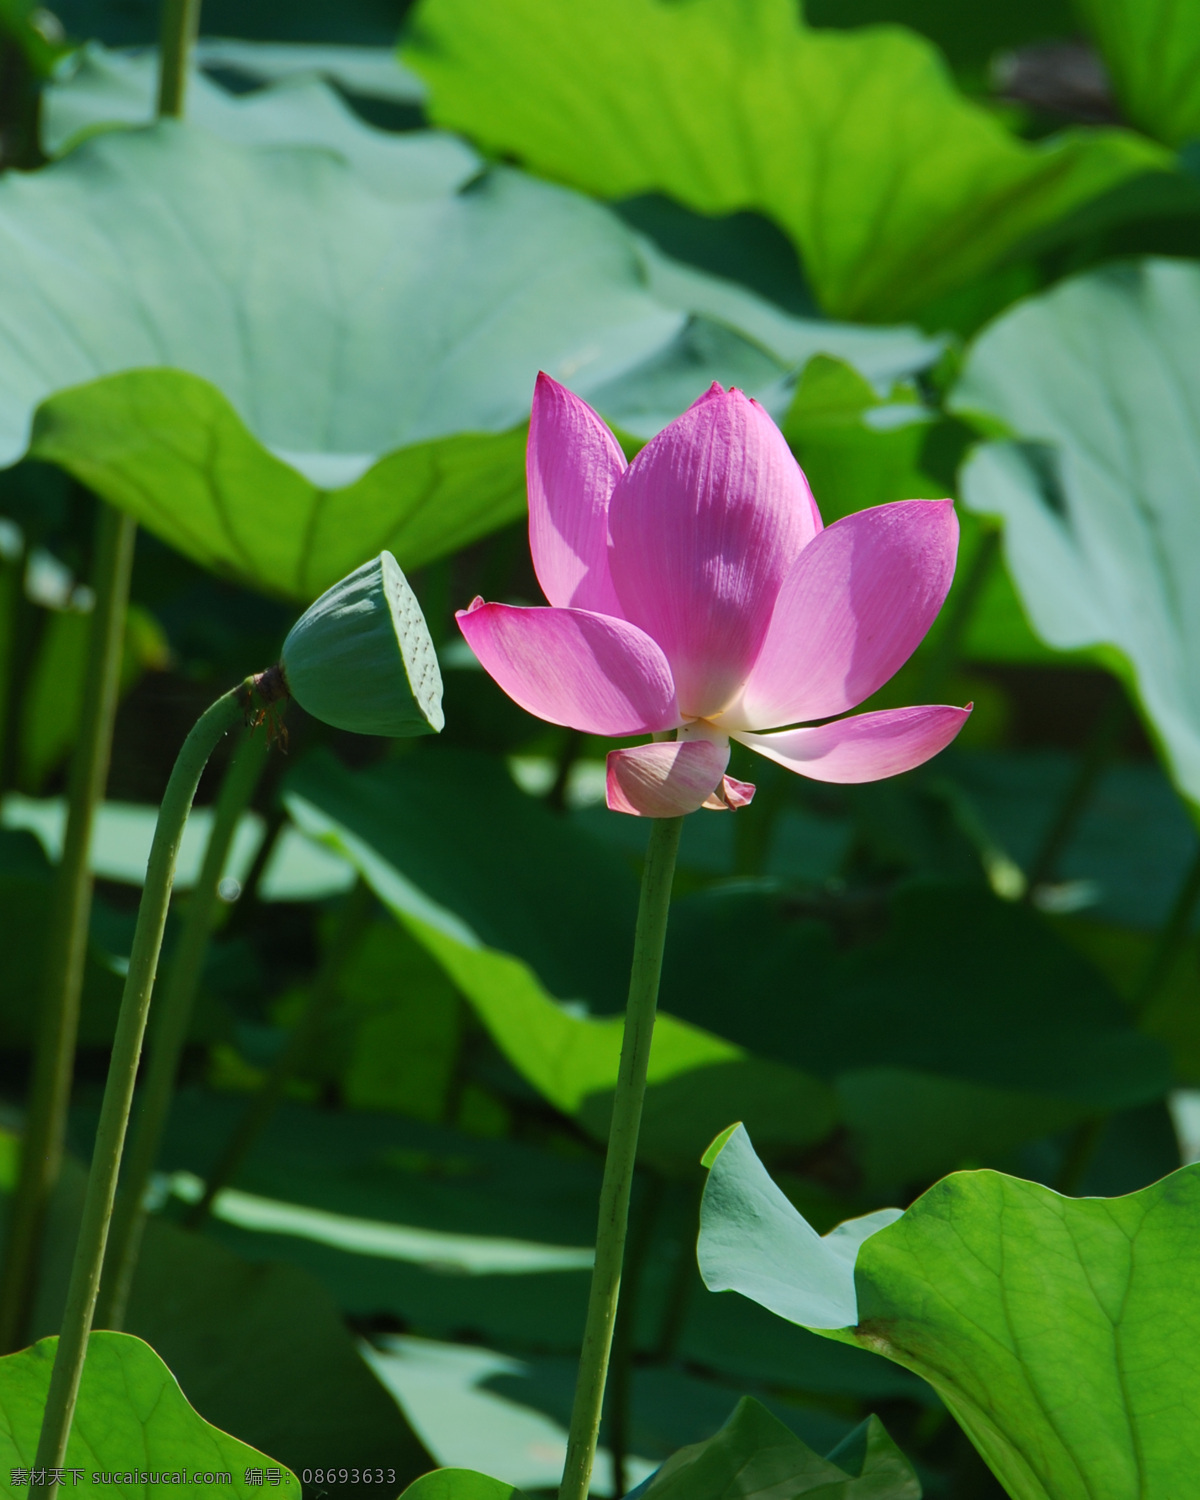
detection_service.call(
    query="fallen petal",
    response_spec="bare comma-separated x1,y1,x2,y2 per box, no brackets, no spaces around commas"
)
735,704,971,783
457,599,679,736
606,738,730,817
608,385,820,719
528,372,625,615
730,499,958,731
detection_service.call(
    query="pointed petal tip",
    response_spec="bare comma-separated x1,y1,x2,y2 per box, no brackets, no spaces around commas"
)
527,372,625,614
736,703,970,785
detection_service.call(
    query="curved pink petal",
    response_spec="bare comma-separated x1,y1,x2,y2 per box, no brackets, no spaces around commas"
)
729,500,958,731
457,599,679,737
734,704,971,784
703,774,757,811
606,737,730,817
607,385,820,720
527,373,625,615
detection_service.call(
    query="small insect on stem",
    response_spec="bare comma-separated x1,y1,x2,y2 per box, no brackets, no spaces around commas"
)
243,662,291,752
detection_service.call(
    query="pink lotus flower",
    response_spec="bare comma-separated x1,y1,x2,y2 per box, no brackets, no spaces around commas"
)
457,376,970,817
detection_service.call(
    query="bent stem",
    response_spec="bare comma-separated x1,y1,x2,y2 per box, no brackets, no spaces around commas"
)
34,677,276,1475
0,505,135,1355
96,726,269,1330
559,815,683,1500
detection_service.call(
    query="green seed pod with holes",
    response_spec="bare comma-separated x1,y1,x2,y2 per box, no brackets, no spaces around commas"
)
281,552,443,737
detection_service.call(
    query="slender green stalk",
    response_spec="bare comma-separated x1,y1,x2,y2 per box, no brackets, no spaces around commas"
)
559,816,683,1500
1026,687,1128,894
96,728,269,1330
604,1178,661,1499
183,878,375,1230
156,0,201,118
0,507,135,1355
34,678,270,1476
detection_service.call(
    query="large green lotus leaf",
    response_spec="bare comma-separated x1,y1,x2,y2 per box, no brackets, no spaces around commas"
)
30,374,529,599
951,258,1200,810
284,782,837,1171
635,1396,919,1500
0,122,682,598
1075,0,1200,147
43,43,481,199
2,120,941,598
0,1331,295,1492
700,1126,1200,1500
404,0,1166,321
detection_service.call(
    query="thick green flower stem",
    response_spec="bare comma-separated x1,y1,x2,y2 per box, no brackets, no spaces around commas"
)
34,676,276,1478
0,506,135,1356
157,0,202,117
96,726,270,1331
605,1180,661,1499
182,877,376,1231
559,815,684,1500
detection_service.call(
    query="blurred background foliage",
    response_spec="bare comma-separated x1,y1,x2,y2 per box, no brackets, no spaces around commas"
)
0,0,1198,1494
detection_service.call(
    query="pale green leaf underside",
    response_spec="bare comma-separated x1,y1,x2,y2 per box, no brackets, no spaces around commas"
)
0,1331,296,1494
700,1124,901,1330
30,370,528,600
1075,0,1200,147
0,123,680,597
700,1127,1200,1500
190,38,428,103
405,0,1166,320
1,120,942,599
43,45,480,200
952,258,1200,810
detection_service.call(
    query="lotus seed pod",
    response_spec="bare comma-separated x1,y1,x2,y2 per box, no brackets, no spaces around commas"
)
281,552,444,737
